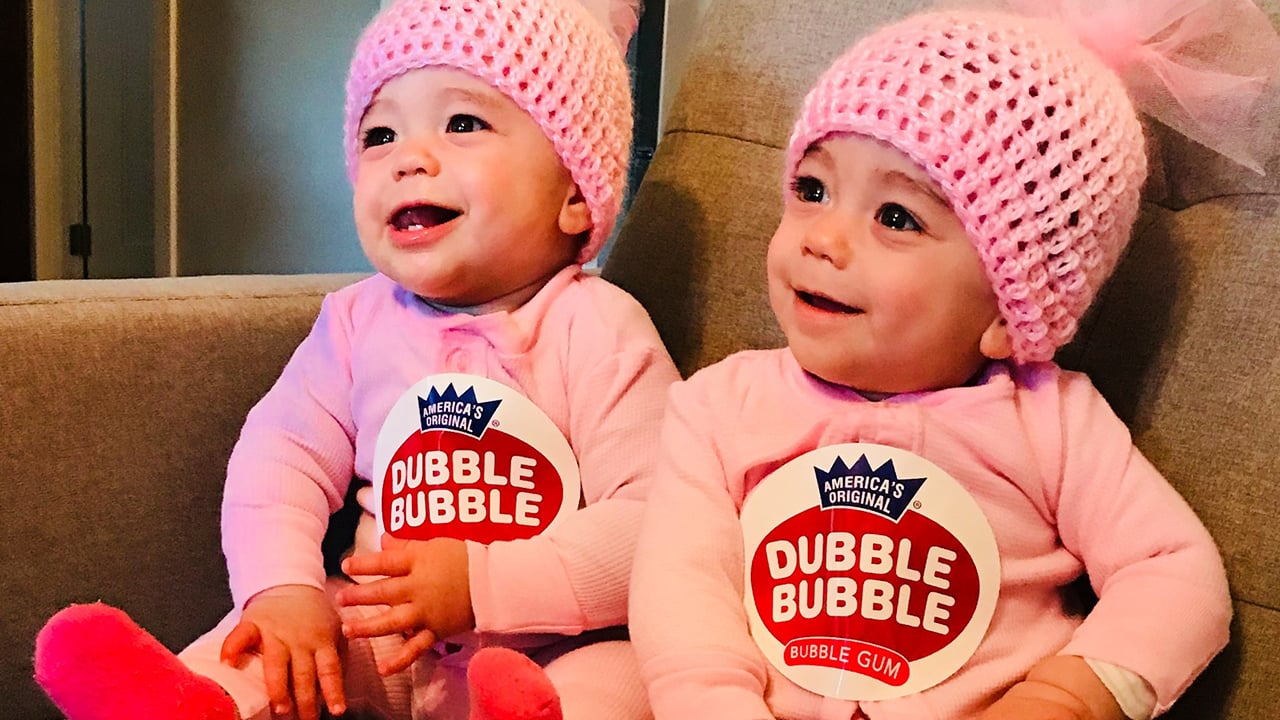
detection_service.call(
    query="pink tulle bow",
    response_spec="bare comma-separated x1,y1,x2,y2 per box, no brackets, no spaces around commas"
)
1005,0,1280,174
575,0,644,52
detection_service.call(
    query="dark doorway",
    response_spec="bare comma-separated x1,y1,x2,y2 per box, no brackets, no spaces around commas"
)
1,1,32,282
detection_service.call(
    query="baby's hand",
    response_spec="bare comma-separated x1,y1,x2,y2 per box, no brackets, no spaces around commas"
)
219,584,346,720
337,535,475,675
978,655,1125,720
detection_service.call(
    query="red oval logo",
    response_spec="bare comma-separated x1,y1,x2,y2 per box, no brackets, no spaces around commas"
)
748,505,980,685
381,426,565,545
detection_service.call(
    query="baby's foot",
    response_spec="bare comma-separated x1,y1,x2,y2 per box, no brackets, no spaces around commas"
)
467,647,563,720
34,603,238,720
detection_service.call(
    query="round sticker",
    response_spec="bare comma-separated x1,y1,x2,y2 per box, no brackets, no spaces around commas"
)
741,443,999,700
372,374,580,545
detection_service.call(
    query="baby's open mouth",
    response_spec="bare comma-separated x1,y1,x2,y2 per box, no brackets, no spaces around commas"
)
391,204,460,231
797,290,862,314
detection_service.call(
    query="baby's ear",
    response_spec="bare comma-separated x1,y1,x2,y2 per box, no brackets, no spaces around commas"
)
979,316,1013,360
558,187,592,237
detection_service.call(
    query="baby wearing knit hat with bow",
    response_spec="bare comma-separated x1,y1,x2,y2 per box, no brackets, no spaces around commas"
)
631,3,1277,720
34,1,678,719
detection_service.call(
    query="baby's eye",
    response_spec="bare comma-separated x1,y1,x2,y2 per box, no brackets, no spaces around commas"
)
446,114,491,133
876,203,922,232
791,175,827,203
362,126,396,149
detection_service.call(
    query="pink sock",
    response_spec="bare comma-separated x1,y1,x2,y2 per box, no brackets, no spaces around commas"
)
467,647,563,720
34,603,238,720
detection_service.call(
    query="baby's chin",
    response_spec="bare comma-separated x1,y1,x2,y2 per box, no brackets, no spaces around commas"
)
790,349,927,397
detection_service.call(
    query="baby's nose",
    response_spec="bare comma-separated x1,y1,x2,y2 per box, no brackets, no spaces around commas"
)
802,214,853,267
394,143,441,179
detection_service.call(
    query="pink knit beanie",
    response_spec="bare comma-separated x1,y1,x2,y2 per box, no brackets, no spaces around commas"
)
787,11,1147,363
344,0,635,264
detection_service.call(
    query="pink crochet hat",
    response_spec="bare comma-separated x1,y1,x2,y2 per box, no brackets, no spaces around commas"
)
344,0,635,264
787,10,1147,363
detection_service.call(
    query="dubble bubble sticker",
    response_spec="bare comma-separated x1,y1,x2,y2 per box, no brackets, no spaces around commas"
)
741,442,1000,700
372,373,581,545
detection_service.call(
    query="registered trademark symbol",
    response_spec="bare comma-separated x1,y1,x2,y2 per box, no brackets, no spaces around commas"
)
913,500,922,509
491,419,500,427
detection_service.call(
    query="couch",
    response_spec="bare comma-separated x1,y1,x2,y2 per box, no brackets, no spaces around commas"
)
4,0,1278,717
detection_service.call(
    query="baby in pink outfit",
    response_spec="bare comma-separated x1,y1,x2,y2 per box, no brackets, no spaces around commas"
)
35,1,677,720
631,2,1278,719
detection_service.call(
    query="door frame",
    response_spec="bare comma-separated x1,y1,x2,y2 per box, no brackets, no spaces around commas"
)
30,0,175,280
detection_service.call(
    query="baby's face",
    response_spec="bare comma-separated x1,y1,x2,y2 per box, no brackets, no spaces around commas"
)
352,67,589,313
767,134,1006,394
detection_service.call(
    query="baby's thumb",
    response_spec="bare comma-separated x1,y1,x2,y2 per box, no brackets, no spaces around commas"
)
220,620,260,665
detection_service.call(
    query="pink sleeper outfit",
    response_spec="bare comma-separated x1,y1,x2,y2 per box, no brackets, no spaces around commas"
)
181,267,679,720
630,348,1230,720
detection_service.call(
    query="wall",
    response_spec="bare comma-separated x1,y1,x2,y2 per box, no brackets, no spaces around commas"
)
32,0,378,278
34,0,691,279
175,1,377,275
32,0,154,279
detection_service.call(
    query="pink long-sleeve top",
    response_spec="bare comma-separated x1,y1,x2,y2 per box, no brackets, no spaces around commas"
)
221,267,679,636
631,349,1230,720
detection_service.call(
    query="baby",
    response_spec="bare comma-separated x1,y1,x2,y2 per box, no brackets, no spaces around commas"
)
630,3,1275,719
36,1,676,719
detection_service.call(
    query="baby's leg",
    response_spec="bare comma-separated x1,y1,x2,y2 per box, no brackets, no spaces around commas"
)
538,639,652,720
180,577,414,720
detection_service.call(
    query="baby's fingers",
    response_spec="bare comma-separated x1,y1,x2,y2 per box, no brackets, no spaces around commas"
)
341,549,411,578
341,603,420,639
289,651,320,720
337,575,412,609
378,628,438,676
261,639,294,718
316,644,348,717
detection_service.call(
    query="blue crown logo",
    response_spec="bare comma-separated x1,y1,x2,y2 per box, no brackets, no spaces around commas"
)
418,384,502,439
813,454,926,521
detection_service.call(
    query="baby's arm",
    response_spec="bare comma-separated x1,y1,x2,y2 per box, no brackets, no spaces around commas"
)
220,294,362,717
630,379,776,720
1020,371,1231,716
467,339,680,634
222,295,359,604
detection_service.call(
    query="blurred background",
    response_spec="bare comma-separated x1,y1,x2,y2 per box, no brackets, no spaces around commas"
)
11,0,710,282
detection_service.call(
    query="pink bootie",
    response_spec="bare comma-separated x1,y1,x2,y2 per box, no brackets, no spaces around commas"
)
34,603,238,720
467,647,563,720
